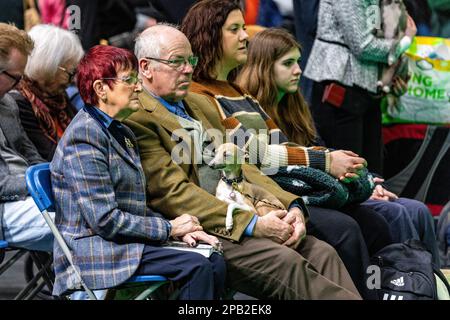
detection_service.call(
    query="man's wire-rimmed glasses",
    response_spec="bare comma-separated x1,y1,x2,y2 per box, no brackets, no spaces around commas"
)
145,56,199,71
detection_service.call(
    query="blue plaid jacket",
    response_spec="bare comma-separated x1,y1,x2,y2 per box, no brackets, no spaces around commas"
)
50,108,171,296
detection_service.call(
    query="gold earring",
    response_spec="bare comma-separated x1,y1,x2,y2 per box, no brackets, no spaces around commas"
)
101,94,107,103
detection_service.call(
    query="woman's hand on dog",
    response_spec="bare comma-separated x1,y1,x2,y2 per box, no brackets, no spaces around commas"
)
169,214,203,239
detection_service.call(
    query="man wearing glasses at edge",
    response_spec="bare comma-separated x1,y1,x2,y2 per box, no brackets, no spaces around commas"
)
0,23,53,256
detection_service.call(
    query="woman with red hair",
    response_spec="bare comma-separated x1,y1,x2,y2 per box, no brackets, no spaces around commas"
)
50,44,226,299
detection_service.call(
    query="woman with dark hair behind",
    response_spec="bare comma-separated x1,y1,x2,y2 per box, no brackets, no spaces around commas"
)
236,27,439,267
181,0,393,299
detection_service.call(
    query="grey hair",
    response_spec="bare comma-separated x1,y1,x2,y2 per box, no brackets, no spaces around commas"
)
25,24,84,81
134,23,181,61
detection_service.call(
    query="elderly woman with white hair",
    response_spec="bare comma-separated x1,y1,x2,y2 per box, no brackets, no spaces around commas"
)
11,24,84,161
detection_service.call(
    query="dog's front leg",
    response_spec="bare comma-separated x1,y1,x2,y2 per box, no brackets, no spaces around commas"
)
225,203,253,231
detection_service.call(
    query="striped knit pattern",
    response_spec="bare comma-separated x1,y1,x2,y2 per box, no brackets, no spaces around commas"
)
190,80,330,172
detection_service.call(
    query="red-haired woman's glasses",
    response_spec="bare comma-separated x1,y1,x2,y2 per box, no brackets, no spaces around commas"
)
101,73,142,86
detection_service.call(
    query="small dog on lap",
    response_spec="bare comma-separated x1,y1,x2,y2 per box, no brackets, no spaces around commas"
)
209,143,286,231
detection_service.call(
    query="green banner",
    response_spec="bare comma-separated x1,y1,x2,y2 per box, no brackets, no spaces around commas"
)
382,37,450,125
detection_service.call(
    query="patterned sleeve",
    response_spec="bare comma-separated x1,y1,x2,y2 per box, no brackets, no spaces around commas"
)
192,82,331,172
222,116,330,172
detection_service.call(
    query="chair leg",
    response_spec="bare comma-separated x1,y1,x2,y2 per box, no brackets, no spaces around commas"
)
14,253,53,300
108,281,171,300
134,282,169,300
0,249,26,276
14,260,49,300
24,280,46,300
223,288,236,300
28,251,54,291
168,288,180,300
103,289,118,300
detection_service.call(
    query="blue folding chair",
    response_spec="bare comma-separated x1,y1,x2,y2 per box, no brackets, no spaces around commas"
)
25,163,174,300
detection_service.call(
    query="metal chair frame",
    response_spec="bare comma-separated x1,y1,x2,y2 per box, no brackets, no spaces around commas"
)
0,241,55,300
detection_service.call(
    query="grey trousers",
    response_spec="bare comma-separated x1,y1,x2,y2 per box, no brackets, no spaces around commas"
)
222,235,362,300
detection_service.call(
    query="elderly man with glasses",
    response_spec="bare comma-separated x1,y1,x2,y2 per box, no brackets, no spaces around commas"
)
0,23,53,254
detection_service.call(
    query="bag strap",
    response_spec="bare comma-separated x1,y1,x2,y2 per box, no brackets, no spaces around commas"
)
402,127,450,200
433,266,450,296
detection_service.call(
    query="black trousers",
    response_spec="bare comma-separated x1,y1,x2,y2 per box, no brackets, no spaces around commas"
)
135,245,226,300
306,205,392,299
311,81,383,175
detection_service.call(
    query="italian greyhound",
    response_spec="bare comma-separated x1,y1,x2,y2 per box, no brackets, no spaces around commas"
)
209,143,286,231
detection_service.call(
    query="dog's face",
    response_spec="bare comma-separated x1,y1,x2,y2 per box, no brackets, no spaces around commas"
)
380,0,406,39
208,143,248,172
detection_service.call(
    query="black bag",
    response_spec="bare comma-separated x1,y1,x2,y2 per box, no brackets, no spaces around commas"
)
371,240,450,300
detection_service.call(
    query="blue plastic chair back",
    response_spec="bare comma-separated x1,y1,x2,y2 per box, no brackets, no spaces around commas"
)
25,163,54,213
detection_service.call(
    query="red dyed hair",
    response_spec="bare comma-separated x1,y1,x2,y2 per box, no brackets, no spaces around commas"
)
77,45,138,106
